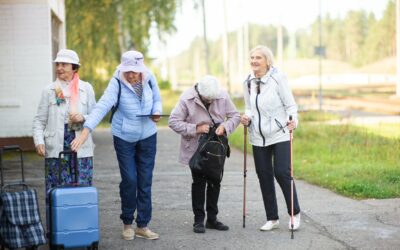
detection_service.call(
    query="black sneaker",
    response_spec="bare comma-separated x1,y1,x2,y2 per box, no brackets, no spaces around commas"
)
206,220,229,231
193,222,205,233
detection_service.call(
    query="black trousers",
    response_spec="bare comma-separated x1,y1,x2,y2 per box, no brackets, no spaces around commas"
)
190,169,220,223
253,141,300,221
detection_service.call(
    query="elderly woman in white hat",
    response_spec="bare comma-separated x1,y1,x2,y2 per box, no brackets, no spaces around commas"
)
168,75,240,234
71,50,162,241
33,49,96,202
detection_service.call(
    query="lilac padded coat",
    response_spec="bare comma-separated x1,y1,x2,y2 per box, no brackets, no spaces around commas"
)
168,86,240,165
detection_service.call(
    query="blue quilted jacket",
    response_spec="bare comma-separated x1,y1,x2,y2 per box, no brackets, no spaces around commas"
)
84,70,162,142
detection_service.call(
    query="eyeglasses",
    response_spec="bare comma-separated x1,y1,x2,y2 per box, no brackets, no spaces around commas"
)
274,119,288,134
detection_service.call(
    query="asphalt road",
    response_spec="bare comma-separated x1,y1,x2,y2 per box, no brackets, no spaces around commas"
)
1,127,399,250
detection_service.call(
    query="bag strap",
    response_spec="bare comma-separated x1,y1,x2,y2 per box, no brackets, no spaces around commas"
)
109,77,122,123
194,84,216,126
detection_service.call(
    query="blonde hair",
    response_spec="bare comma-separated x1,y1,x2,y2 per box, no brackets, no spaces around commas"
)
250,45,274,68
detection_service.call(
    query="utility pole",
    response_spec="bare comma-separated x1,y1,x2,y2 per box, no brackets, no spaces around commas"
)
277,23,283,68
397,0,400,96
201,0,210,74
318,0,323,110
222,0,231,93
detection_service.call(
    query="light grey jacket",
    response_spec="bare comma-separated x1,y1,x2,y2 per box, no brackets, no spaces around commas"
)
32,80,96,158
243,66,298,147
169,86,240,165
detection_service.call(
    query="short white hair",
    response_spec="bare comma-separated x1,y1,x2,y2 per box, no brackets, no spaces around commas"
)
197,75,221,99
250,45,274,68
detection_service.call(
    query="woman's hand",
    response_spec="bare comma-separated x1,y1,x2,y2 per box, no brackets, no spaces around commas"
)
287,119,296,131
35,144,45,157
151,112,161,123
240,114,251,126
215,124,225,136
70,128,90,152
69,113,85,123
196,123,210,134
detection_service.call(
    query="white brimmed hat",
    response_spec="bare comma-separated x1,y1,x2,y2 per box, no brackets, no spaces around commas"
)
54,49,80,65
117,51,147,73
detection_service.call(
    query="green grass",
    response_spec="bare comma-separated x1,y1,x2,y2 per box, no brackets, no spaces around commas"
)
355,123,400,139
299,110,340,122
228,112,400,199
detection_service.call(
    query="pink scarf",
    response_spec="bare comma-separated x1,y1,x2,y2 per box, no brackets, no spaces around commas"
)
69,73,80,114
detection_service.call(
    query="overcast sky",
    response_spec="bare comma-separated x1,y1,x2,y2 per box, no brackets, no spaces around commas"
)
149,0,390,58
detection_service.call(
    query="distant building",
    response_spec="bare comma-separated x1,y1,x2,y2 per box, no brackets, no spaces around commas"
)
0,0,66,150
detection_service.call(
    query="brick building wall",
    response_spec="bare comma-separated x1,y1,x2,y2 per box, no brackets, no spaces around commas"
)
0,0,65,150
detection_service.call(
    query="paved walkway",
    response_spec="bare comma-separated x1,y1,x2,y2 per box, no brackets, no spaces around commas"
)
2,127,399,249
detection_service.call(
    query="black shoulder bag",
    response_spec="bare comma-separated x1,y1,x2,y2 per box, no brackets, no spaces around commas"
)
188,86,230,183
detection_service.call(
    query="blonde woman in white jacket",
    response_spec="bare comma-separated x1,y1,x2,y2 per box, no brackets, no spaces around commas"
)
241,45,301,231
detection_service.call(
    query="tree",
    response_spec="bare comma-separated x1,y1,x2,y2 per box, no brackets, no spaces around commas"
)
65,0,179,95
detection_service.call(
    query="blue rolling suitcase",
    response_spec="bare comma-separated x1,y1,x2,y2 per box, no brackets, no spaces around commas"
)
48,151,99,250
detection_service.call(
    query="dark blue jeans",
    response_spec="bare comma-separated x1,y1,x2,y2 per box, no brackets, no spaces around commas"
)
253,141,300,221
113,133,157,227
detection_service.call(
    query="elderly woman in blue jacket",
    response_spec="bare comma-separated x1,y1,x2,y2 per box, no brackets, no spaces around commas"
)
71,50,162,241
241,45,301,232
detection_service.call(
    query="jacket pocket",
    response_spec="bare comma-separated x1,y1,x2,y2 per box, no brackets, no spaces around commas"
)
79,92,88,104
44,130,56,137
121,118,141,140
43,130,56,153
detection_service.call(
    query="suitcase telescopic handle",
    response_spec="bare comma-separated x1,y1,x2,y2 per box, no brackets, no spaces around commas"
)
0,145,25,188
58,150,79,185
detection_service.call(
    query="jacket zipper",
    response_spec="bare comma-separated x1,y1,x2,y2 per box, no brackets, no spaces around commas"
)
255,83,265,146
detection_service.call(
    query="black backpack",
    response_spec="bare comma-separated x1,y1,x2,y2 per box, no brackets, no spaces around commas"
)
189,126,230,183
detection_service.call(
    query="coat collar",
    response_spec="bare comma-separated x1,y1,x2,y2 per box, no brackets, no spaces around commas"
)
250,66,276,84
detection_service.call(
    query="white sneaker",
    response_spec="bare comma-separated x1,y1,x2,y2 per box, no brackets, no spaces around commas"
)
260,220,279,231
288,213,301,231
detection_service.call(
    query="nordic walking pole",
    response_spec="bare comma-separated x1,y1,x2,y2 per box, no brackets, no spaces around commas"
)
289,115,294,239
243,125,247,228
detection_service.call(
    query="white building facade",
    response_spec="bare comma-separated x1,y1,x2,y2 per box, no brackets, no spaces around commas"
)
0,0,66,149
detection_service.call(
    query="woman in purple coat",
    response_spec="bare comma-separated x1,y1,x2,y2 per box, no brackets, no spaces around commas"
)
168,75,240,233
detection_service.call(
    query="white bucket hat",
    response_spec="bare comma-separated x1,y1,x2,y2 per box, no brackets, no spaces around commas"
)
54,49,80,65
117,51,147,73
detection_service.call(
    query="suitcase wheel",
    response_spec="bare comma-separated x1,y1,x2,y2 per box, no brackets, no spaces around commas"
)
87,242,99,250
50,245,63,250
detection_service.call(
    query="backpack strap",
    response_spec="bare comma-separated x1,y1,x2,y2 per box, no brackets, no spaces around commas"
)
245,74,251,95
109,77,121,123
147,79,153,90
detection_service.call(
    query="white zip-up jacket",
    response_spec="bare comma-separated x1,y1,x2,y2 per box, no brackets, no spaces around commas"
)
32,80,96,158
243,66,298,147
